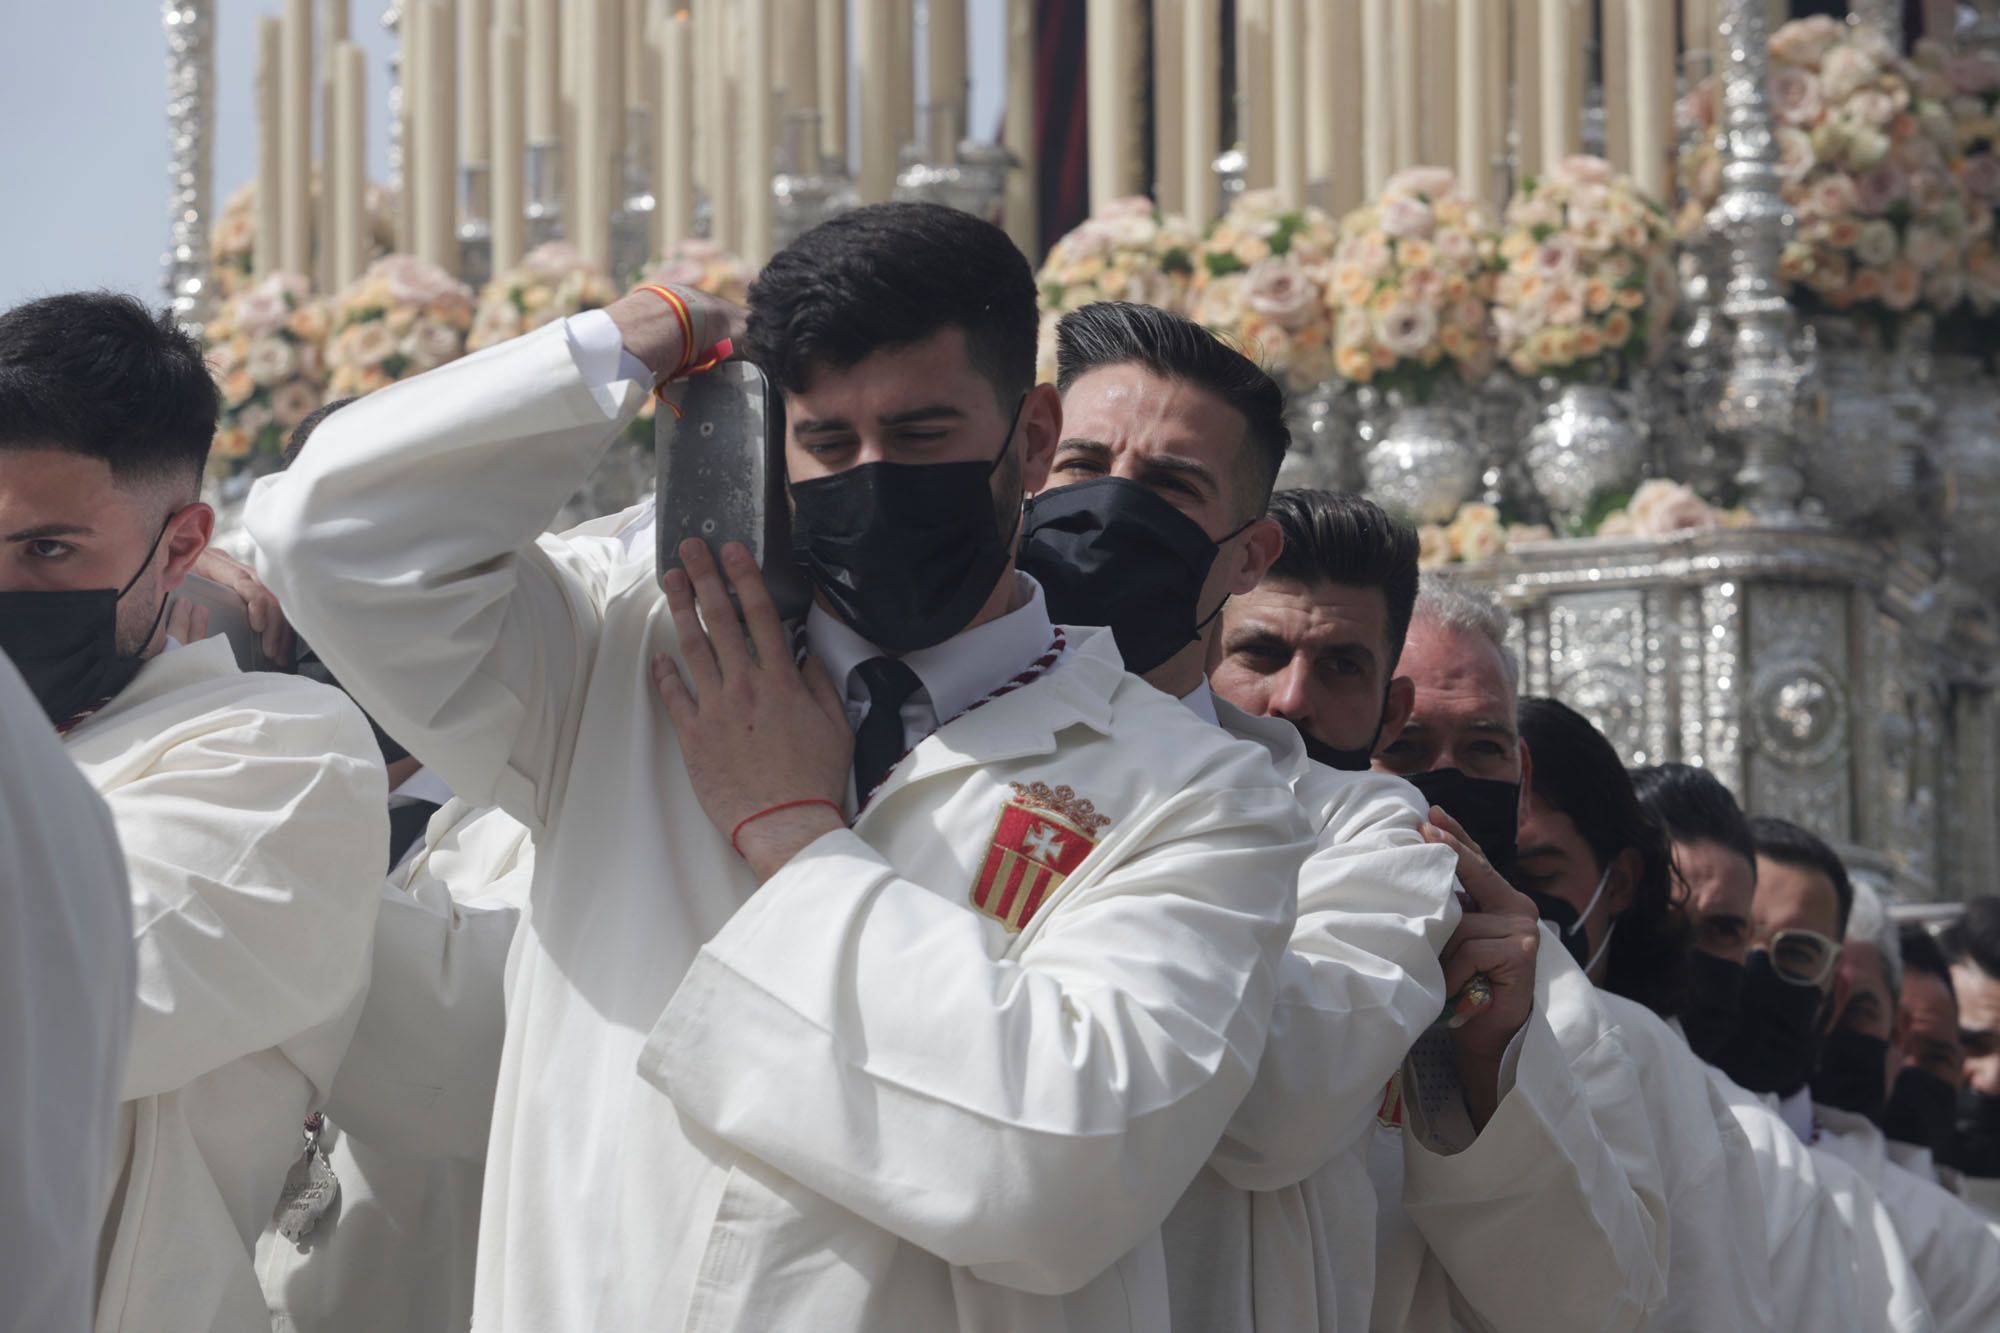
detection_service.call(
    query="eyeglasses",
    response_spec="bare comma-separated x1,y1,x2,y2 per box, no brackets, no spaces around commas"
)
1765,928,1842,988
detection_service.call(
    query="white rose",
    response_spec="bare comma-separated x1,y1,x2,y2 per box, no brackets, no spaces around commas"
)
1775,127,1818,185
1854,219,1899,267
1821,45,1880,103
1553,154,1615,186
1381,196,1436,239
1372,301,1440,358
1386,166,1459,200
1099,195,1156,220
1244,257,1319,330
234,290,290,338
245,337,297,387
1771,67,1826,127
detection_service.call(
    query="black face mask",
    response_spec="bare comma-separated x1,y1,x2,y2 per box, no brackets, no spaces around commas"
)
0,512,174,726
1405,767,1520,875
293,641,412,766
1707,950,1828,1097
1881,1066,1957,1156
1811,1026,1891,1120
1295,683,1393,773
1947,1086,2000,1178
788,398,1024,654
1018,476,1251,676
1682,950,1747,1064
1522,888,1592,970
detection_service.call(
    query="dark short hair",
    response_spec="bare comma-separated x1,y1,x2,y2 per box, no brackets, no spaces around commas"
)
283,396,358,467
1630,762,1758,868
1054,300,1290,515
0,291,218,491
1939,896,2000,981
1263,489,1419,667
1521,696,1692,1019
744,202,1036,407
1750,816,1855,938
1902,923,1954,988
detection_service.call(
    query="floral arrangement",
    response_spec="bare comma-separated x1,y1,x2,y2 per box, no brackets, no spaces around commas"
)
1679,16,1976,323
1188,189,1340,392
1036,195,1201,377
1413,482,1742,567
1916,39,2000,314
204,272,330,477
468,242,622,351
640,237,757,305
323,255,475,399
208,177,397,301
1494,156,1676,380
1325,166,1500,400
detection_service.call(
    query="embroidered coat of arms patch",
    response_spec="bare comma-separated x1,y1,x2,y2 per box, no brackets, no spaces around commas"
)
971,782,1111,932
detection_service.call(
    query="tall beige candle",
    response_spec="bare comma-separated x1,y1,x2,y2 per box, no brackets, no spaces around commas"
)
1183,0,1218,221
1329,0,1363,213
333,41,368,288
742,0,773,264
1627,0,1668,199
1514,0,1543,178
816,0,848,163
1002,0,1038,253
573,0,611,266
658,12,695,246
858,0,896,201
891,0,917,154
491,23,525,271
430,1,462,266
1390,0,1418,171
440,0,461,227
624,0,648,107
1360,0,1392,194
1924,0,1958,42
318,0,350,292
1271,0,1305,207
1420,0,1456,169
1155,0,1186,209
256,17,284,278
785,0,820,128
1237,0,1273,189
928,0,967,135
281,0,314,277
1086,0,1132,211
1305,0,1336,205
1539,0,1571,168
710,3,739,252
1604,0,1630,172
461,0,491,165
525,0,558,139
1455,0,1487,198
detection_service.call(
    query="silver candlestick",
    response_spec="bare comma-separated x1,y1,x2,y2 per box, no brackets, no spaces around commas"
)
161,0,215,334
1710,0,1811,523
774,110,859,249
612,106,657,283
459,164,493,291
525,139,564,247
1212,148,1248,215
383,5,404,207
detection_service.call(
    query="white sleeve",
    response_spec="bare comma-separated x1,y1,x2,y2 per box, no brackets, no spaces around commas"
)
1207,774,1458,1191
1401,949,1669,1333
1882,1164,2000,1333
641,780,1308,1296
1816,1150,1940,1333
0,653,135,1333
111,678,387,1102
245,321,647,835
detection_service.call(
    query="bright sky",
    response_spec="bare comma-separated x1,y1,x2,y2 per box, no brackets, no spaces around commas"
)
0,0,1006,313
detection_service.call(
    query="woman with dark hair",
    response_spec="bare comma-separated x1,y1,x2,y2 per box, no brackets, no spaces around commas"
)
1515,696,1775,1330
1516,695,1692,1018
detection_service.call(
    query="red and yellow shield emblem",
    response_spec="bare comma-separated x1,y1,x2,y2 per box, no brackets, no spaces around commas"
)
972,782,1111,932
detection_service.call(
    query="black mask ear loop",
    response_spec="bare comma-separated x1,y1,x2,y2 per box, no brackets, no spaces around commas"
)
991,393,1031,548
120,508,183,652
1189,513,1261,638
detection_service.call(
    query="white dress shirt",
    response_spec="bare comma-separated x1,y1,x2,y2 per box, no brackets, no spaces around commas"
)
0,652,135,1333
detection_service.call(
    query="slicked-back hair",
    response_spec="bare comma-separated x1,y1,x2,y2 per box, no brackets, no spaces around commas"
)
1265,489,1419,666
0,291,218,492
1750,815,1855,938
283,396,358,466
1054,300,1290,517
1412,573,1519,689
1520,695,1692,1020
1902,923,1954,988
1630,762,1758,867
744,202,1036,408
1938,895,2000,981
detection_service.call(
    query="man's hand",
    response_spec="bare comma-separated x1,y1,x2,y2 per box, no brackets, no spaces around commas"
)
1425,808,1540,1131
606,285,748,384
191,546,293,664
651,539,852,882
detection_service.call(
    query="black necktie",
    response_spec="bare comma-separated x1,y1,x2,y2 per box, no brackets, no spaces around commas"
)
387,797,443,873
852,656,924,803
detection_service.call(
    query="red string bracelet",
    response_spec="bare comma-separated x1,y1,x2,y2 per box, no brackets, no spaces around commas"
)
638,284,696,378
730,798,845,858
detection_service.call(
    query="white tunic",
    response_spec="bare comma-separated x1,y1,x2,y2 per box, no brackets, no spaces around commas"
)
63,636,385,1333
1367,924,1671,1333
258,797,534,1333
1705,1069,1869,1333
0,652,135,1333
246,321,1314,1332
1596,992,1775,1331
1163,703,1461,1333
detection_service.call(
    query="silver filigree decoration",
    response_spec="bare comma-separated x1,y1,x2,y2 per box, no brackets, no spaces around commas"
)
161,0,215,334
1850,0,1904,50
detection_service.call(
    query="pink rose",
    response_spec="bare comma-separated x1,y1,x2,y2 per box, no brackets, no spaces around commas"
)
1807,172,1861,219
1245,257,1320,330
1854,162,1909,214
1770,15,1845,68
1381,196,1436,239
1099,195,1156,220
1775,128,1817,185
1385,166,1459,200
1372,301,1440,358
1849,88,1897,128
1553,155,1614,186
1771,67,1826,127
1820,45,1880,103
1531,235,1581,280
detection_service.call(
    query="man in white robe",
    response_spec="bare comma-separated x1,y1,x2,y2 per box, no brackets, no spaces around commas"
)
1813,882,2000,1333
1015,302,1463,1332
0,291,385,1333
0,649,134,1333
249,203,1312,1330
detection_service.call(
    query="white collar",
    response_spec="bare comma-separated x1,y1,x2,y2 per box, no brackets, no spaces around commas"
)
1779,1085,1817,1145
1178,680,1219,725
807,572,1055,721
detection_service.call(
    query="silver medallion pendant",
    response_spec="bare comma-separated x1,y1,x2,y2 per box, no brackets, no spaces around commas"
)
274,1112,339,1244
